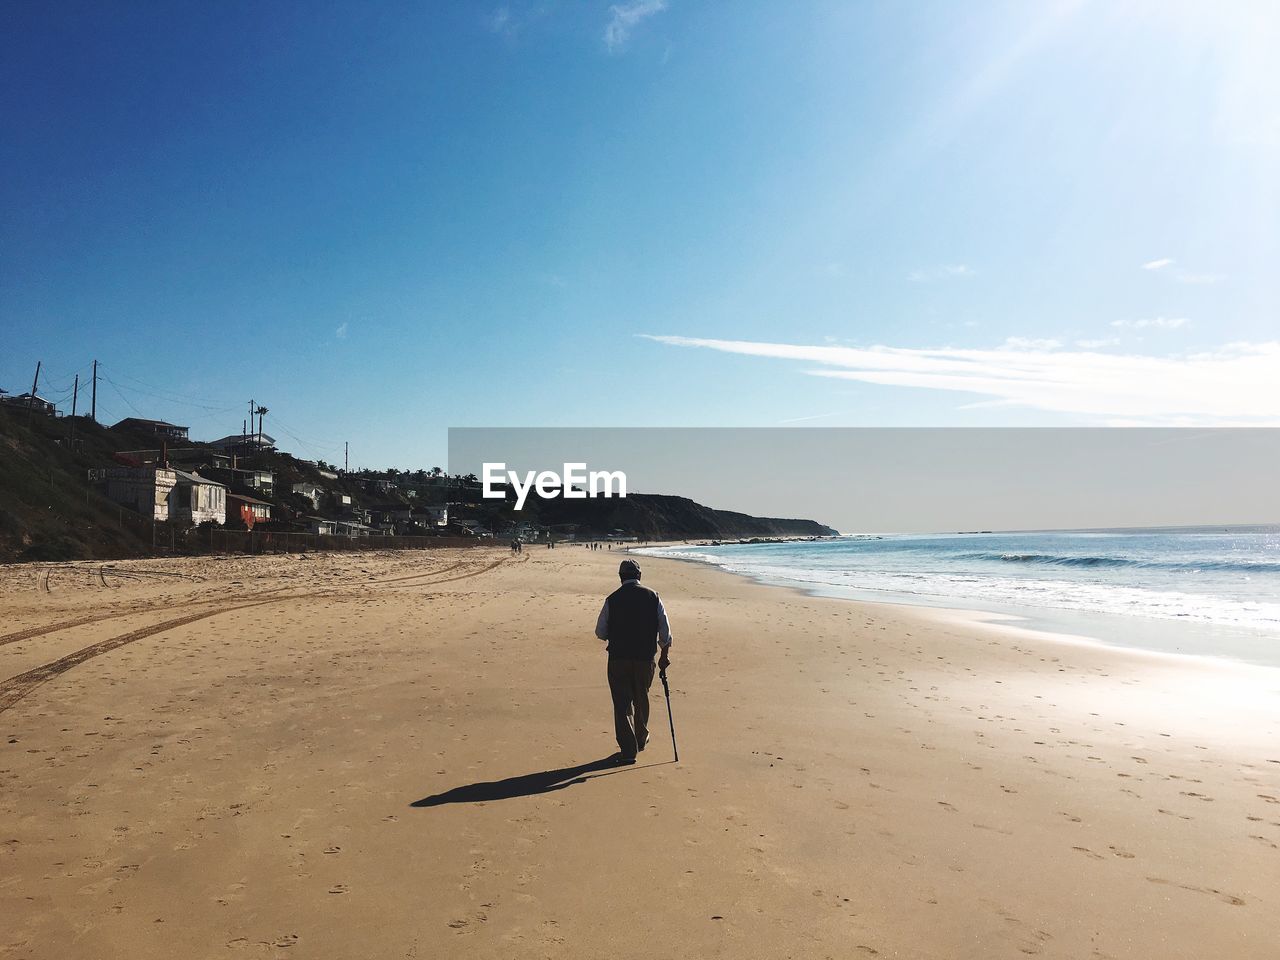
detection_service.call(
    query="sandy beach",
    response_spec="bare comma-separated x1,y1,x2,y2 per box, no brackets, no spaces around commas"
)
2,545,1277,959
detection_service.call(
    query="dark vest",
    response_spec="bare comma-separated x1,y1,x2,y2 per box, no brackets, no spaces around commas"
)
605,582,660,660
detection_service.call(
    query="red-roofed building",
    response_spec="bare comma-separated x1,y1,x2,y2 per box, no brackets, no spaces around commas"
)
227,492,273,529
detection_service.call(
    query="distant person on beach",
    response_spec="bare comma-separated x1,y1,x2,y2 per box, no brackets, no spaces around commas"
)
594,559,672,763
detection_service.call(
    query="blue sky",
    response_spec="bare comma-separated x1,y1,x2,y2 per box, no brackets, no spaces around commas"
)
3,1,1277,468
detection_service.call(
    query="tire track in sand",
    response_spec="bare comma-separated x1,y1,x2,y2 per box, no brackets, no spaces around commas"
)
0,586,313,649
0,599,279,716
2,555,499,647
0,556,511,714
371,560,467,585
376,557,508,588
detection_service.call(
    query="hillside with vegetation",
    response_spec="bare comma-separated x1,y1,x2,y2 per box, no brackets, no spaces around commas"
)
0,406,835,562
528,492,836,541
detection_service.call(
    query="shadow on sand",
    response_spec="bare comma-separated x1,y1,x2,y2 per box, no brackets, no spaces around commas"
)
411,756,673,807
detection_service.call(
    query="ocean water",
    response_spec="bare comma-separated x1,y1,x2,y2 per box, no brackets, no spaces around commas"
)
637,526,1280,666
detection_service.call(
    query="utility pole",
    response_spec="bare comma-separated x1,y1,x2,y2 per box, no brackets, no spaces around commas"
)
26,361,41,419
345,441,349,472
91,360,98,422
70,374,79,443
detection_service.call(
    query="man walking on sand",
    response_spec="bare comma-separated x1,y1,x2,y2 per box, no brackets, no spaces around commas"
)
594,559,672,763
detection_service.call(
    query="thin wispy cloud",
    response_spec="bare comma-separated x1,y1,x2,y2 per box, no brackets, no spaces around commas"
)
642,334,1280,423
908,264,973,283
1076,337,1121,349
604,0,667,53
1003,336,1061,350
335,322,349,340
1140,258,1224,285
1111,316,1190,330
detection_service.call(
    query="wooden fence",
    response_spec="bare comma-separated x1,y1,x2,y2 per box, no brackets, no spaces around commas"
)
113,510,492,557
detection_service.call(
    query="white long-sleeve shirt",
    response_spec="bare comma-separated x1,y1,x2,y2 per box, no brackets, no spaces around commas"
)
594,579,673,648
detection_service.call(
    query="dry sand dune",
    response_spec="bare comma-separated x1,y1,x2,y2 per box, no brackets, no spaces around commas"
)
1,546,1278,959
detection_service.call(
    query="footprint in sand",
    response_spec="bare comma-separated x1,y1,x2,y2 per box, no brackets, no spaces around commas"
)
1108,846,1135,859
1146,876,1244,906
1071,846,1105,860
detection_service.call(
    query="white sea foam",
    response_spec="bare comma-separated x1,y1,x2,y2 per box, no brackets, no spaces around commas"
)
636,527,1280,658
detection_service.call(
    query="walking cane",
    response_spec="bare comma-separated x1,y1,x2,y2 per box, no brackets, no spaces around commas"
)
659,666,679,763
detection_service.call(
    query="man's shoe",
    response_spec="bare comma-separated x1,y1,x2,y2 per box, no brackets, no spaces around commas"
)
637,733,650,752
613,752,637,765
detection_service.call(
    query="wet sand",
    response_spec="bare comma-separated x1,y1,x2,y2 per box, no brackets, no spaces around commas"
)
1,546,1278,958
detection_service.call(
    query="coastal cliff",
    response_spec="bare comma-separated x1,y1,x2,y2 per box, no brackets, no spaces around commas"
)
530,492,838,540
0,408,836,560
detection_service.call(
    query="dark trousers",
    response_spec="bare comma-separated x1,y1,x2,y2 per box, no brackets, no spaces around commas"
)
607,657,655,757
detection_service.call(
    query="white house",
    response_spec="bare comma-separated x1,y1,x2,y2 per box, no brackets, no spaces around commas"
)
333,520,372,538
208,433,277,454
101,467,178,521
242,469,274,495
292,482,322,509
172,470,226,525
307,517,337,536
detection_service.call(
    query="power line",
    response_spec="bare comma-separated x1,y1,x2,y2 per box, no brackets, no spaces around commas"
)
109,369,240,409
267,414,346,461
100,367,240,413
102,374,149,418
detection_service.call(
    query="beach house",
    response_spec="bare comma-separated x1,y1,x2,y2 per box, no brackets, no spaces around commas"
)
226,492,273,529
292,482,322,510
100,466,179,521
115,448,231,470
172,471,226,525
0,393,57,416
208,433,277,456
112,417,189,441
204,467,274,497
306,517,338,536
